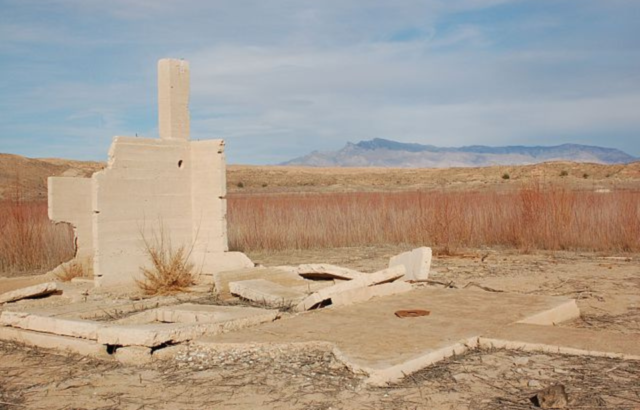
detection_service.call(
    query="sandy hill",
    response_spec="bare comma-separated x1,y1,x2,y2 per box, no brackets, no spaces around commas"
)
228,161,640,193
0,154,104,201
1,153,639,200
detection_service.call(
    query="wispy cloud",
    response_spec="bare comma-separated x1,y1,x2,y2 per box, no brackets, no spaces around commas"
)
0,0,639,163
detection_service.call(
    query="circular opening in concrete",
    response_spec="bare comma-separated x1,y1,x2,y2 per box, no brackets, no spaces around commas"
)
178,160,184,169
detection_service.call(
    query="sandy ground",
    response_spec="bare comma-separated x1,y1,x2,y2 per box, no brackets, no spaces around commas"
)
226,162,640,194
1,246,639,409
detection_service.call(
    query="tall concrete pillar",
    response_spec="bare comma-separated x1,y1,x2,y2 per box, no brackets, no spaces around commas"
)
158,59,190,140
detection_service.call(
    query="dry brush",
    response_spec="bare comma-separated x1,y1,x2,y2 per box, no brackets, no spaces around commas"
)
228,185,640,254
1,185,638,275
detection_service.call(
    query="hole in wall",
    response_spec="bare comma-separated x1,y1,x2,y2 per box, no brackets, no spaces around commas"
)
178,160,184,169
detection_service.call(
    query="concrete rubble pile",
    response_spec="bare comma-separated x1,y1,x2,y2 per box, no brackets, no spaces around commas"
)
223,247,432,311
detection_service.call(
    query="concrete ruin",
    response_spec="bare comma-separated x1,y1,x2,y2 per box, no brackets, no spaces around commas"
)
48,59,252,287
1,59,638,389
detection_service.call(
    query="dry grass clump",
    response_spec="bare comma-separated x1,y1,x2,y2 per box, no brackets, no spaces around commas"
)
136,228,196,296
55,259,92,282
0,199,74,274
228,184,640,254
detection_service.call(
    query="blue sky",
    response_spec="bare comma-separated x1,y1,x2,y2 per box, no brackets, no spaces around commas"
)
1,0,639,164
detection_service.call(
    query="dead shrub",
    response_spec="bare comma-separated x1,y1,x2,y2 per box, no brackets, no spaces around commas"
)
227,185,640,254
0,199,75,274
136,226,196,296
55,259,92,282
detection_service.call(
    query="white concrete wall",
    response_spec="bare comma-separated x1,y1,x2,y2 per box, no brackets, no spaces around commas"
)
92,137,193,287
190,139,226,254
48,58,252,288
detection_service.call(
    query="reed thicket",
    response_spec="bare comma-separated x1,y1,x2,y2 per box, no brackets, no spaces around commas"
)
1,185,637,275
228,186,640,254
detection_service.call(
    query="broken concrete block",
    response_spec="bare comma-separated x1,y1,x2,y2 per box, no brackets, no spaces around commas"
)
114,346,153,365
97,306,279,347
291,280,335,294
331,281,413,307
296,264,364,280
517,299,580,326
294,265,405,311
389,247,432,281
0,326,109,358
151,344,183,361
0,282,58,305
154,304,277,324
229,279,306,307
0,311,102,340
272,266,298,274
214,268,307,300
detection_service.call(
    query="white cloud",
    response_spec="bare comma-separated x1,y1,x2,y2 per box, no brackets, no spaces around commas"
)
1,0,639,162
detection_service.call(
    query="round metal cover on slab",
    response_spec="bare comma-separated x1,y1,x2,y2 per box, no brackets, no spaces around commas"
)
394,309,430,318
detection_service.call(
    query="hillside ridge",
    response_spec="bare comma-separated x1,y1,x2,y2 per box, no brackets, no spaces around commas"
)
284,138,637,167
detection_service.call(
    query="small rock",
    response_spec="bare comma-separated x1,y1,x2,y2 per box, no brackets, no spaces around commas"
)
528,380,541,388
531,384,568,409
452,373,471,383
513,357,530,366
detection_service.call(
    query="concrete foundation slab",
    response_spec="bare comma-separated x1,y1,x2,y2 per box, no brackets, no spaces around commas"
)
0,326,109,358
0,275,53,296
229,279,306,307
214,268,308,300
0,311,102,340
294,265,405,311
155,304,278,325
12,293,204,321
196,287,580,385
97,305,279,347
331,281,412,307
517,300,580,325
296,264,364,280
481,323,640,360
0,282,58,305
114,346,153,364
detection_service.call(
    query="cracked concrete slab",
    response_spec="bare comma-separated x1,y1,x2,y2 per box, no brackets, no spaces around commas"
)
0,326,109,358
481,323,640,360
0,311,102,340
214,268,309,300
96,305,279,347
294,265,405,311
296,264,364,280
330,281,413,307
229,279,307,307
196,287,581,385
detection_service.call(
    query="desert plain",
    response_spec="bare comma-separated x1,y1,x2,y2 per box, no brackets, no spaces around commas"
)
0,158,639,410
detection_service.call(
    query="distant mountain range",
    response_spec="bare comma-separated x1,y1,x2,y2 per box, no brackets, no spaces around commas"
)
282,139,638,168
